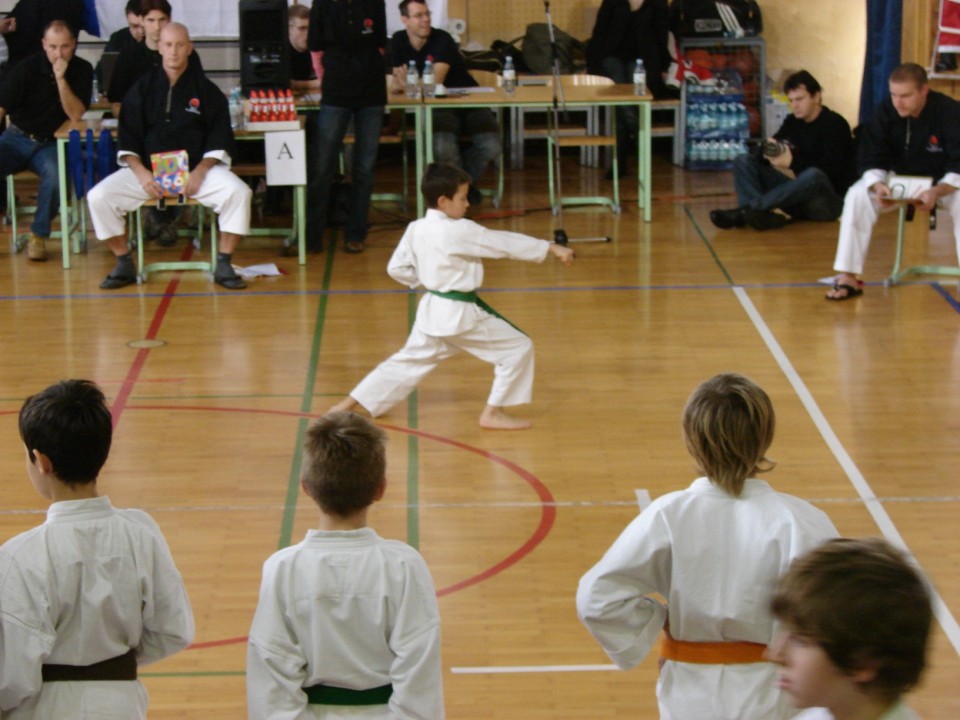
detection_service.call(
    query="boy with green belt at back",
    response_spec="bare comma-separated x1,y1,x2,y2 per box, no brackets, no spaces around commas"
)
331,163,575,429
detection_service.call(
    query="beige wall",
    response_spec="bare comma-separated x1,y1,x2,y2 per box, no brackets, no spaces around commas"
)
456,0,866,126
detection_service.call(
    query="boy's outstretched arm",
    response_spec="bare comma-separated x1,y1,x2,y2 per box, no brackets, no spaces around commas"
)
549,243,575,266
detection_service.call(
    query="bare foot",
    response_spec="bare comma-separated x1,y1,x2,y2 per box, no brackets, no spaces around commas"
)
479,405,532,430
328,396,360,414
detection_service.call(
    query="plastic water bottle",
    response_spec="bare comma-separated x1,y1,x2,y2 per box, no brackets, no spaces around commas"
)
422,59,436,98
632,58,646,96
228,87,243,130
405,60,419,98
502,55,516,95
91,76,100,104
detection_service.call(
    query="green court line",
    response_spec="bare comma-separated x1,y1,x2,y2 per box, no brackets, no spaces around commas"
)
405,291,420,550
683,205,736,286
278,244,339,551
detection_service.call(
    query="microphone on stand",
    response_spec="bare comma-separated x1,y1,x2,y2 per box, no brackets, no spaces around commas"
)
543,0,611,245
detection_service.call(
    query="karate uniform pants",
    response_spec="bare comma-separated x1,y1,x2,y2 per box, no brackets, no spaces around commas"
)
87,165,252,241
351,314,534,417
833,176,960,275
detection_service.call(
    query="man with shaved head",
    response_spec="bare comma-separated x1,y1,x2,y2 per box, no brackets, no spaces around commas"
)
87,23,251,290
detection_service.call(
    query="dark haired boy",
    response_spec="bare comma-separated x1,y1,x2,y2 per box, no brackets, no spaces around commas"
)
710,69,854,232
247,411,444,719
0,379,194,719
767,537,933,720
330,163,574,429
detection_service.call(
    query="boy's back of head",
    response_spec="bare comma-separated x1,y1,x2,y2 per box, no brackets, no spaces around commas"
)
681,372,775,497
421,162,472,209
301,411,387,517
19,379,113,485
771,537,933,702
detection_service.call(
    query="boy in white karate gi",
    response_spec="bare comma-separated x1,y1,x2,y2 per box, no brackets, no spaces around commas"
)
577,373,839,720
247,411,444,720
330,163,575,430
0,379,195,720
767,537,933,720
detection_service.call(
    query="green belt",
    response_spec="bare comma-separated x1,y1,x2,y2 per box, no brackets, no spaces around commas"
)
304,683,393,706
428,289,525,335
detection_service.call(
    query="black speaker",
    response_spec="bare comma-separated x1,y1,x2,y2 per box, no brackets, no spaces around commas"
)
239,0,290,94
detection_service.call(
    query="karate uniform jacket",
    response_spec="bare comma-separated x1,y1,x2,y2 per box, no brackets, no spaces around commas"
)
0,496,195,719
387,209,550,338
247,528,444,720
577,478,838,720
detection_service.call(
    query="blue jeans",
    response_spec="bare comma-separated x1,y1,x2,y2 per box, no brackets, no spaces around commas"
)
0,125,60,237
307,104,383,248
432,108,501,184
732,153,843,220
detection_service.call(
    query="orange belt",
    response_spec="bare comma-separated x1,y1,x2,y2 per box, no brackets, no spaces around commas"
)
659,631,767,665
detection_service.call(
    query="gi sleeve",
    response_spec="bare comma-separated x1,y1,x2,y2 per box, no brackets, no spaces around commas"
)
202,81,236,162
0,552,55,712
387,226,421,288
450,221,551,263
386,553,444,720
117,79,148,163
576,507,670,670
246,559,311,720
129,513,195,665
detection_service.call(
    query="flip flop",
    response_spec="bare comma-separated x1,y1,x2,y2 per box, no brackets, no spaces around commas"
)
825,282,864,301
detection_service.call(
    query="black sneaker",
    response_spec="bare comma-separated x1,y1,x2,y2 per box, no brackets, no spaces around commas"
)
709,208,747,229
214,261,247,290
745,209,789,231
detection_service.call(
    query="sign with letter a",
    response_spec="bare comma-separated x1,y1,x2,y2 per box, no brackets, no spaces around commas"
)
264,130,306,186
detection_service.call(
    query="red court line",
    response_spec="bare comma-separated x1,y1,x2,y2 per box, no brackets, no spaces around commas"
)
122,405,557,650
109,247,194,428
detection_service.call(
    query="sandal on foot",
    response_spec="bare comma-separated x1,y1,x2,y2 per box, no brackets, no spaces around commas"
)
825,282,863,301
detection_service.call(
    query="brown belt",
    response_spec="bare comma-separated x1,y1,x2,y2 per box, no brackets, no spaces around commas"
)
659,630,767,665
42,648,138,682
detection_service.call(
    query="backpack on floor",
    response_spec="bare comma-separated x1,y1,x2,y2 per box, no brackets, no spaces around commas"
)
669,0,763,39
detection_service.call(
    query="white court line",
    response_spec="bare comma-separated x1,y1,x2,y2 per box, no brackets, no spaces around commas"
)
635,489,652,511
733,286,960,657
452,664,617,674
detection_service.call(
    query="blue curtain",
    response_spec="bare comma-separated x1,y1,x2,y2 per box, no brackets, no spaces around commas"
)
860,0,903,125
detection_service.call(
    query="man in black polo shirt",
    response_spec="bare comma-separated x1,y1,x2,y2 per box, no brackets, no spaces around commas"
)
0,19,91,261
307,0,386,254
388,0,500,206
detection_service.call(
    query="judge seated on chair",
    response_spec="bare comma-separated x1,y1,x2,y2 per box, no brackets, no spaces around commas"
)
87,22,250,290
0,19,92,262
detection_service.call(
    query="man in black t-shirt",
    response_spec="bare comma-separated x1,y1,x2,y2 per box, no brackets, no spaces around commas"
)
288,3,319,92
710,70,854,232
94,0,143,90
388,0,500,205
0,19,91,262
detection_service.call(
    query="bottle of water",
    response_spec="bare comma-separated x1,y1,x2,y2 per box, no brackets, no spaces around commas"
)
228,87,243,130
405,60,419,98
422,59,436,98
632,58,646,96
91,76,100,104
502,55,516,95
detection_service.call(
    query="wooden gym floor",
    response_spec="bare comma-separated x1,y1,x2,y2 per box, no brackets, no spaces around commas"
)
1,146,958,719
